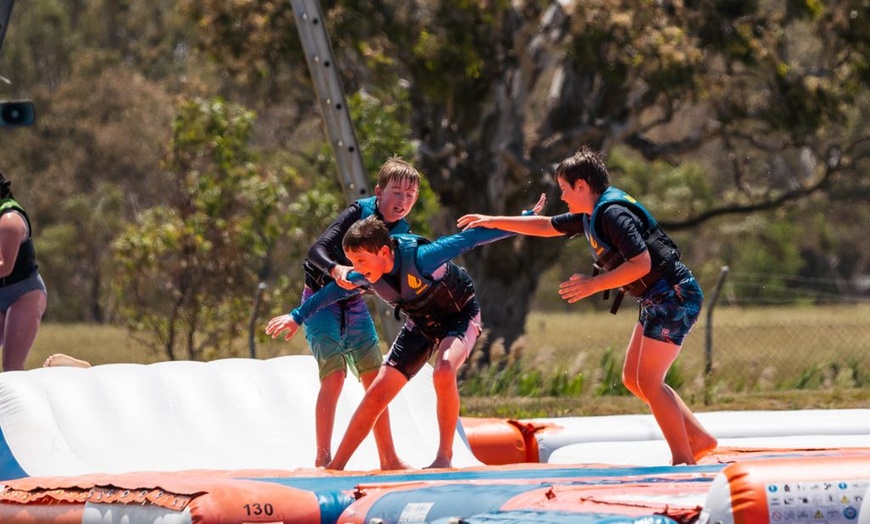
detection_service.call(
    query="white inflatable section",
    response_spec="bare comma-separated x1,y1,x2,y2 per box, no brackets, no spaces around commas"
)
0,356,481,477
533,409,870,465
860,484,870,524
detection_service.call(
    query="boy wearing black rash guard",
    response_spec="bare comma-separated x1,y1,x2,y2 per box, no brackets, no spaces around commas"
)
301,157,420,469
457,145,717,466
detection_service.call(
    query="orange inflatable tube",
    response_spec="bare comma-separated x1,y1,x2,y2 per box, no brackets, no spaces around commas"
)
461,417,553,464
0,469,326,524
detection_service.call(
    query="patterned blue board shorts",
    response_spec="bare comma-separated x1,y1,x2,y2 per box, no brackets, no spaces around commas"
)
301,286,382,380
637,275,704,346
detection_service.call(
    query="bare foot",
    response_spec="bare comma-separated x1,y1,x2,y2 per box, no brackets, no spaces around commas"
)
43,353,91,368
324,460,345,471
691,434,718,462
381,459,412,471
425,456,453,469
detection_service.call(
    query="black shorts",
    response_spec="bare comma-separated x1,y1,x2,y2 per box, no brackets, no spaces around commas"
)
383,299,482,380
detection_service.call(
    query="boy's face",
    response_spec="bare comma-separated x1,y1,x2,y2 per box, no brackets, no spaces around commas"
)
375,178,419,223
345,245,392,283
557,175,590,214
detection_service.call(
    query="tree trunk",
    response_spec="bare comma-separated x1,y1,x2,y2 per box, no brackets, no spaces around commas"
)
460,234,564,365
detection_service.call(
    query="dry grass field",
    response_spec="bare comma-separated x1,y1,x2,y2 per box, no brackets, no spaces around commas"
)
27,303,869,419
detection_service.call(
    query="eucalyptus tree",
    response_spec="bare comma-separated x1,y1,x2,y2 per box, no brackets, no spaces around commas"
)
112,98,288,361
186,0,869,359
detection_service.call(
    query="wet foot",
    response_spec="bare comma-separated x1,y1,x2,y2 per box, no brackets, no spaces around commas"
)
381,459,412,471
424,456,453,469
691,434,719,462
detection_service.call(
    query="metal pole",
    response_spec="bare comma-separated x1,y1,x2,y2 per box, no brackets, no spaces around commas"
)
704,265,730,404
248,282,267,359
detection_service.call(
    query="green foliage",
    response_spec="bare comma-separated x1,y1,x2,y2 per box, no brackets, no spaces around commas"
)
607,147,717,224
595,346,630,397
791,359,866,390
111,97,287,361
36,186,126,322
460,359,585,398
720,216,804,304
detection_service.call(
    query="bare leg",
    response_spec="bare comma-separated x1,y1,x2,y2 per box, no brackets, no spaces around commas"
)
635,336,718,465
314,369,345,467
3,290,47,371
425,335,471,469
624,324,716,463
360,368,410,470
326,366,407,470
676,395,718,462
43,353,91,368
621,323,646,401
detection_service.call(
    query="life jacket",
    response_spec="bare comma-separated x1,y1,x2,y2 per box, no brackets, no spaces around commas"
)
304,196,410,291
583,187,681,308
371,235,475,335
0,199,38,287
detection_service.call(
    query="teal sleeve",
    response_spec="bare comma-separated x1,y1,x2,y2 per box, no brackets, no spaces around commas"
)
415,209,535,274
289,282,362,324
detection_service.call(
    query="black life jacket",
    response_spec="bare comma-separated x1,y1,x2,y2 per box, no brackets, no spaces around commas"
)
371,235,475,335
583,187,681,309
0,199,38,287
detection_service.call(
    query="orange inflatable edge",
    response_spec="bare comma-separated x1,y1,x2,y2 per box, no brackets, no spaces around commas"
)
460,416,558,464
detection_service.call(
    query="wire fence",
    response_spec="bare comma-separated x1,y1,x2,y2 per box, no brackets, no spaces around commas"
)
698,267,870,397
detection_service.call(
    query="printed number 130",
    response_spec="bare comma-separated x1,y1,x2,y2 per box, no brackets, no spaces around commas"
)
244,503,274,516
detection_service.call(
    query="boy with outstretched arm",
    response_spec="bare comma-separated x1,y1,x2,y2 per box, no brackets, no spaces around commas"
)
267,195,545,470
299,157,420,469
457,145,717,466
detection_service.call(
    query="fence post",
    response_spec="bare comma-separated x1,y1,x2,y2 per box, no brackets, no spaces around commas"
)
704,266,729,405
248,282,267,359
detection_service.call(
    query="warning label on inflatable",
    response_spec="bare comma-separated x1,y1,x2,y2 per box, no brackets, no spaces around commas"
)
765,480,867,523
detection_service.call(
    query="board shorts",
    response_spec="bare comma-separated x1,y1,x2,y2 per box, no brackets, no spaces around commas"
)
0,272,46,312
637,274,703,346
301,286,382,380
384,299,482,380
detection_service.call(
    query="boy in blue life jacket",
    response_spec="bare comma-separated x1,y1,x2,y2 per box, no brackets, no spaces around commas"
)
267,195,545,470
457,145,717,466
300,157,420,469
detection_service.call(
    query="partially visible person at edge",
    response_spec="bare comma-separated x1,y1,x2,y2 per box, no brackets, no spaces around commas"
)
457,145,717,466
265,195,545,471
299,156,420,470
0,171,48,371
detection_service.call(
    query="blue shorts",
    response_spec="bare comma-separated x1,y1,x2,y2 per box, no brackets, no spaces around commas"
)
0,272,46,312
637,275,703,346
301,286,382,380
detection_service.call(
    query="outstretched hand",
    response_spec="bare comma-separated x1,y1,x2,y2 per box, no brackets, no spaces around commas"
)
265,314,301,341
530,192,547,215
456,193,547,231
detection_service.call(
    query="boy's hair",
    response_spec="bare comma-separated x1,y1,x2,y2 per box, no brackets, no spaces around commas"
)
343,215,393,254
554,145,610,194
377,156,421,190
